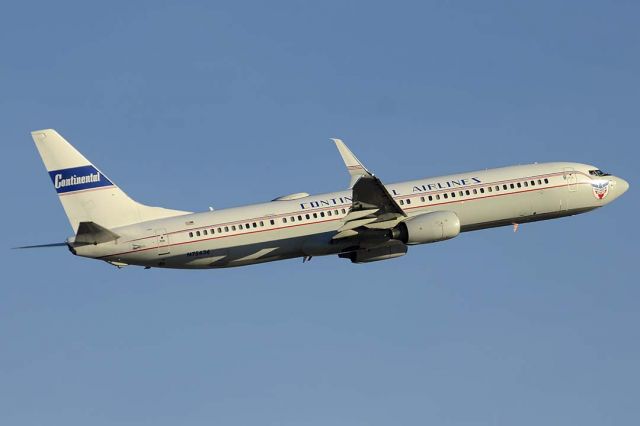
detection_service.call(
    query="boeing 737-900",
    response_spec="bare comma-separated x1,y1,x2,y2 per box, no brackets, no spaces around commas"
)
19,129,629,269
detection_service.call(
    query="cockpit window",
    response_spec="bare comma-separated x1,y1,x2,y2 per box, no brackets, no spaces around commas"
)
589,169,610,177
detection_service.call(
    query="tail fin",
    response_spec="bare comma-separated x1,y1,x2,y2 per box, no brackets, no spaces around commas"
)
31,129,190,232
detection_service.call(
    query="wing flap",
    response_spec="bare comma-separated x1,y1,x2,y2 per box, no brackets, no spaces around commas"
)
338,217,379,232
364,218,403,229
341,208,379,222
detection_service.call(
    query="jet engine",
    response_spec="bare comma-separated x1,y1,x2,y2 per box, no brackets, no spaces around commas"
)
392,211,460,245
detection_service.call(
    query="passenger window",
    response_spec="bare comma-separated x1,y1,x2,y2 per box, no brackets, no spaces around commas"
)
260,221,264,226
465,190,470,195
246,223,250,229
544,178,549,184
487,187,492,193
503,184,508,190
306,214,310,219
298,215,303,221
399,200,404,205
327,210,332,216
443,193,448,199
283,218,287,223
217,227,222,233
341,209,346,214
406,199,411,205
480,188,485,194
510,183,515,189
495,186,499,191
189,232,193,238
517,182,522,188
313,213,318,218
203,230,208,235
523,181,528,187
537,179,542,185
334,210,338,215
270,219,275,225
320,212,325,217
459,191,464,197
290,216,295,222
436,194,441,200
196,231,201,237
211,229,215,234
451,192,455,198
252,222,257,228
428,195,433,201
473,189,478,194
420,196,425,202
530,180,535,186
239,224,243,230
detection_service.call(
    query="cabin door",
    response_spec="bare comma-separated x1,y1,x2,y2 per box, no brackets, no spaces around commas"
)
155,228,171,256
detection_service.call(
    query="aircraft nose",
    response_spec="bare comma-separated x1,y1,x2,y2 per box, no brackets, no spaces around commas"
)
618,177,629,194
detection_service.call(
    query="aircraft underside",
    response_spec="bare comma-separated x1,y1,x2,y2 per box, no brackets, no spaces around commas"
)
114,206,600,269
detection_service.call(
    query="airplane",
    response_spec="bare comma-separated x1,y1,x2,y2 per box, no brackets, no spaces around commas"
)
18,129,629,269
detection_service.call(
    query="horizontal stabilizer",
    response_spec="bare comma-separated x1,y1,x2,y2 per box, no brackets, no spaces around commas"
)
13,242,68,249
74,221,119,245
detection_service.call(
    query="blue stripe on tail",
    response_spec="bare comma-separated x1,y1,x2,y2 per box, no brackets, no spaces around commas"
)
48,165,114,194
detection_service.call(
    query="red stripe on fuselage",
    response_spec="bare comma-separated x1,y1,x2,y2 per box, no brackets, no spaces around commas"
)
101,178,588,259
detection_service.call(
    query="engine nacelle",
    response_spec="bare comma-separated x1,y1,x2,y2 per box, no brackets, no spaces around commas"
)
339,241,407,263
395,211,460,245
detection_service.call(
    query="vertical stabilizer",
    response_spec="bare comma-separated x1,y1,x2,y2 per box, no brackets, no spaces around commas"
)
31,129,190,232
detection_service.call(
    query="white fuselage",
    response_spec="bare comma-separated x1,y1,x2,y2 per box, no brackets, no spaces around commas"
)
72,162,627,268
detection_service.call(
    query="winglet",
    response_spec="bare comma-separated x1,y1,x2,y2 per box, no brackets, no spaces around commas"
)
331,138,372,188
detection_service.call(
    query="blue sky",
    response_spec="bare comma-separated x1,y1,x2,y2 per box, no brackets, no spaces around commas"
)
1,1,638,425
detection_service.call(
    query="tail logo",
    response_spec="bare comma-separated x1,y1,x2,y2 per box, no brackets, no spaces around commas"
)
49,165,114,194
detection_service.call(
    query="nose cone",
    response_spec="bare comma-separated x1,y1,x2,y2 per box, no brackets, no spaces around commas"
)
618,178,629,195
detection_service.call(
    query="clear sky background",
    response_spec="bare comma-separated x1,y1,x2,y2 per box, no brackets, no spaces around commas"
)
1,1,638,425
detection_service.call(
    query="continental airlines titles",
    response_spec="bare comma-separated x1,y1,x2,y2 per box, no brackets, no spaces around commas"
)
300,177,482,209
54,171,102,189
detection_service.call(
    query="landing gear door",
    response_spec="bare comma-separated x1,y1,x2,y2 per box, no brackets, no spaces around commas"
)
563,167,577,192
155,228,170,256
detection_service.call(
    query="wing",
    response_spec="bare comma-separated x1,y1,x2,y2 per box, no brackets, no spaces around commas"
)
332,139,406,240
